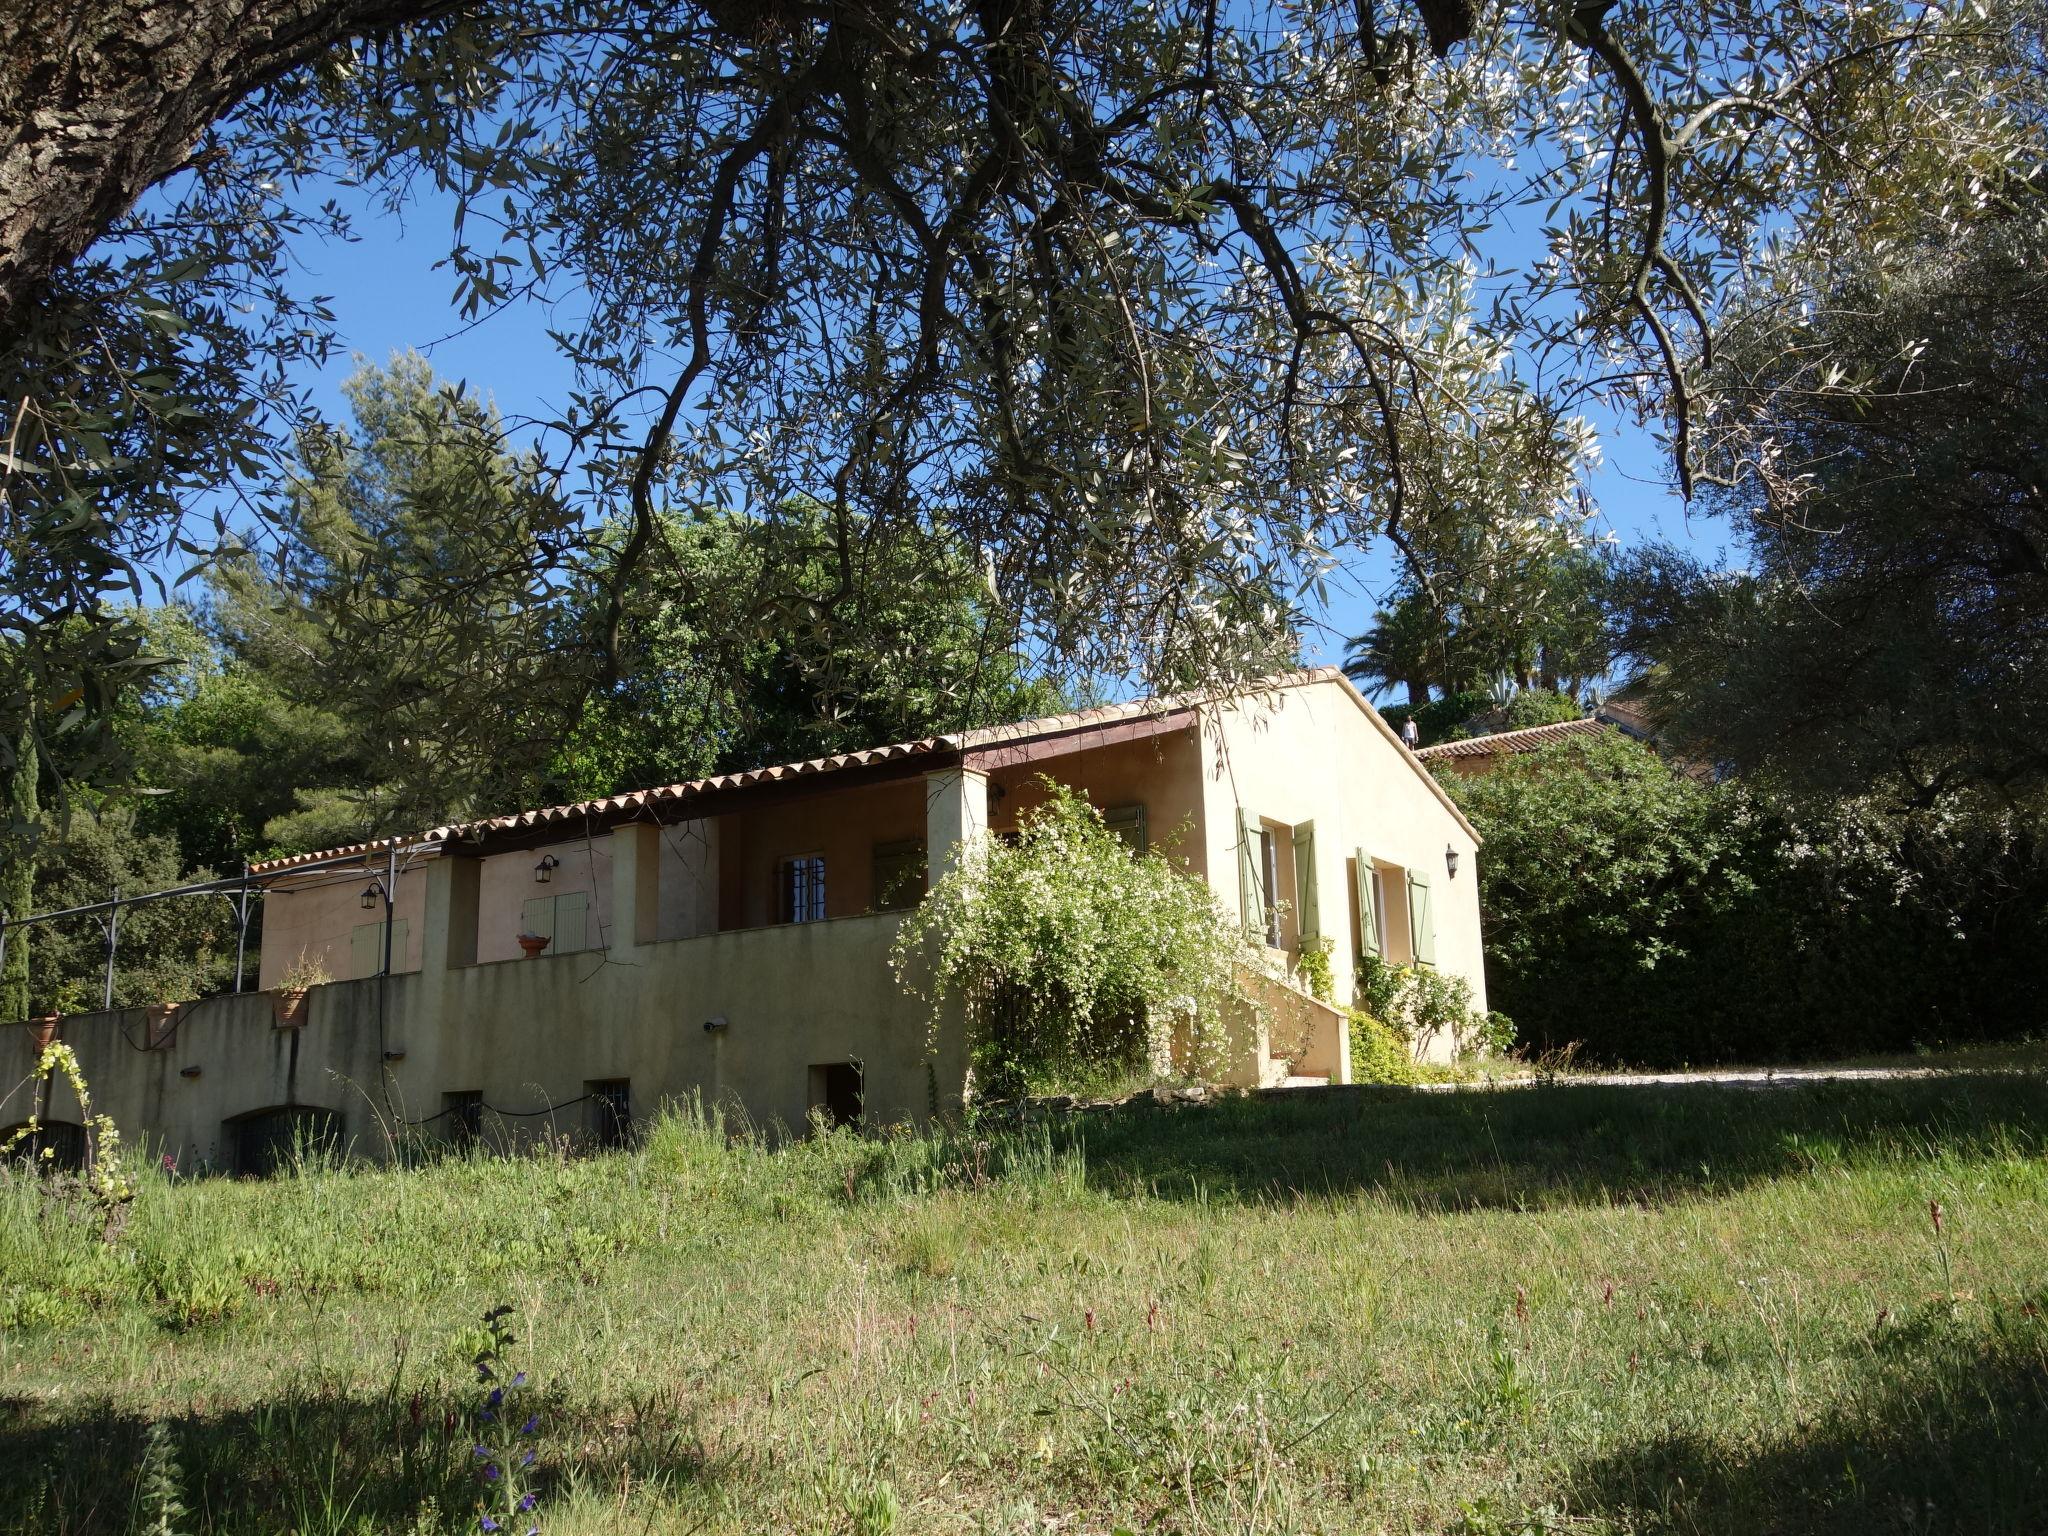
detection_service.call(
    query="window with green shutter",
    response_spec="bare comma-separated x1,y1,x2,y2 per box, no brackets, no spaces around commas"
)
519,892,592,955
1353,850,1381,960
1290,819,1318,941
350,918,409,977
1236,808,1264,939
1406,869,1436,967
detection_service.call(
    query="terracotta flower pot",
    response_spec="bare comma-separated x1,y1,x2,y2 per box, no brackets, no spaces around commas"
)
27,1014,59,1050
271,987,311,1028
145,1003,185,1056
145,1002,181,1050
516,932,551,959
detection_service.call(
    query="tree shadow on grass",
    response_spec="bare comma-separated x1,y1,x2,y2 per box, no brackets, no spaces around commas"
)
1004,1073,2048,1210
1560,1317,2048,1534
0,1380,722,1535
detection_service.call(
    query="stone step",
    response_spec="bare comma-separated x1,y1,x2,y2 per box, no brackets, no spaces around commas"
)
1279,1074,1330,1089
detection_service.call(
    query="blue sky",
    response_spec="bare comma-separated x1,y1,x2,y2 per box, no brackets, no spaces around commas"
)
273,178,1735,680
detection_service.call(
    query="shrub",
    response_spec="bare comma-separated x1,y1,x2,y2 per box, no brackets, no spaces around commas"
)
891,781,1252,1098
1347,1011,1417,1084
1355,954,1509,1059
1442,731,2048,1065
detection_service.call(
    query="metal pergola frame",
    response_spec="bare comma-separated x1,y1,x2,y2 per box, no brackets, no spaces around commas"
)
0,840,442,1020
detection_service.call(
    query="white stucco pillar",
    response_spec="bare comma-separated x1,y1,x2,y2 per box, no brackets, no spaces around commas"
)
610,822,663,950
422,854,481,972
925,766,991,887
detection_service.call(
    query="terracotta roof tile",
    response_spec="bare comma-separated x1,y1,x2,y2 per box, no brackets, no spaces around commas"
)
1414,716,1611,760
251,670,1355,874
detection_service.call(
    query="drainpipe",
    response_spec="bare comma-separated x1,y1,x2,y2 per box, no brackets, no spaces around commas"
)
101,886,119,1011
232,862,251,994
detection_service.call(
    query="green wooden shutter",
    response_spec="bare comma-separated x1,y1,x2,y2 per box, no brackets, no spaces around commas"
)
520,895,556,945
1354,851,1380,959
553,892,590,953
1407,869,1436,966
1237,809,1263,938
350,919,409,975
1291,820,1318,941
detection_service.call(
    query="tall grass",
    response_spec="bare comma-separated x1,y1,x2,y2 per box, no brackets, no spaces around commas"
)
3,1078,2047,1533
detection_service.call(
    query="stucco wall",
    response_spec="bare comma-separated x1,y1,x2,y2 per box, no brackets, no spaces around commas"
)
991,726,1207,874
1197,677,1487,1059
258,826,720,987
15,911,963,1167
716,778,930,929
257,864,428,988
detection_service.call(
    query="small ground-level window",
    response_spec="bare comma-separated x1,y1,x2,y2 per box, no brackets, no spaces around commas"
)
443,1090,484,1146
1,1119,86,1172
778,855,827,923
808,1061,864,1129
227,1106,342,1177
586,1079,632,1148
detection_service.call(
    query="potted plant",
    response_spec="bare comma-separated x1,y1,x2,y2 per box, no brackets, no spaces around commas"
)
516,931,551,959
145,986,193,1050
26,979,86,1048
272,953,330,1028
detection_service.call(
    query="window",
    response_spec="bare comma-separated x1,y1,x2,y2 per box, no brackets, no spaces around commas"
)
586,1079,632,1148
519,891,591,955
444,1090,483,1147
1102,803,1148,852
1353,855,1408,966
778,855,827,923
808,1062,863,1129
350,918,410,978
1406,869,1437,967
870,839,926,911
2,1120,85,1172
228,1107,341,1177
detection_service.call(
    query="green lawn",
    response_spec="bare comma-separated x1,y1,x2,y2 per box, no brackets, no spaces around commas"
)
4,1073,2047,1534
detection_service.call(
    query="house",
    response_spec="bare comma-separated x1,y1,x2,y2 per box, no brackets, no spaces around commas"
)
11,669,1486,1171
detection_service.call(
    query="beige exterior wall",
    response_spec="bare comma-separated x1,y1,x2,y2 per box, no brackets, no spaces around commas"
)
716,777,930,929
1196,677,1486,1061
991,726,1207,874
257,825,721,987
256,862,429,988
11,911,964,1168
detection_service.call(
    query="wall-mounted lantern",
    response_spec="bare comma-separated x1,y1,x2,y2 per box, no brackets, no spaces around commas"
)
1445,845,1461,881
534,854,559,885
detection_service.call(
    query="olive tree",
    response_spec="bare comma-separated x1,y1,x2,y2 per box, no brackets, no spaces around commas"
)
4,0,2042,813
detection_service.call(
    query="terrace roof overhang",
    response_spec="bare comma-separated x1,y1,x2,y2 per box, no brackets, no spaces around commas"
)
251,704,1203,873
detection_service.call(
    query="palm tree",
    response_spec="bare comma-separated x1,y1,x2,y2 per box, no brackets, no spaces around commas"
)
1342,593,1440,707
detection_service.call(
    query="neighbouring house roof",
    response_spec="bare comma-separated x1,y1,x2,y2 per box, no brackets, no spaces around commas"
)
1414,715,1613,761
252,666,1474,874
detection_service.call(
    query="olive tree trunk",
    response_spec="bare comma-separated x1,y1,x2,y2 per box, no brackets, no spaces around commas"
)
0,0,452,336
1,725,35,1023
